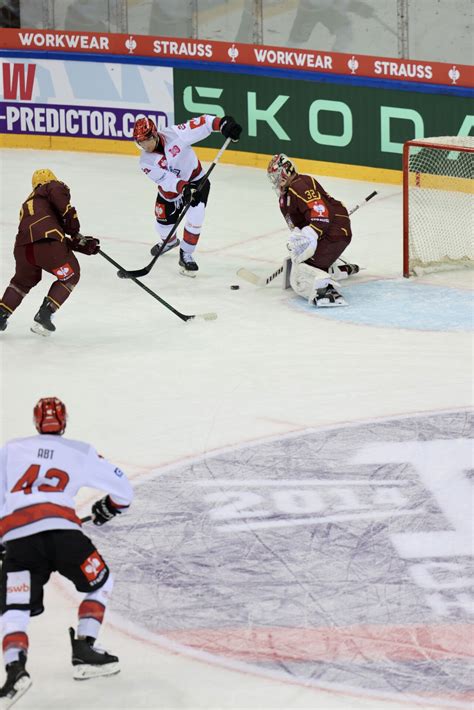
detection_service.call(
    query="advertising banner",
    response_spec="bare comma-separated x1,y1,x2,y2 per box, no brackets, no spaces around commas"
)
1,28,472,88
0,58,172,145
173,69,474,172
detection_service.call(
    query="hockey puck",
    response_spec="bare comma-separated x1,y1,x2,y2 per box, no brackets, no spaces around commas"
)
230,284,240,290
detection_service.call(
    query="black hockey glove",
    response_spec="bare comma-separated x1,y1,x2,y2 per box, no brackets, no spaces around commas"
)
91,496,121,526
219,115,242,142
182,181,201,207
71,233,100,255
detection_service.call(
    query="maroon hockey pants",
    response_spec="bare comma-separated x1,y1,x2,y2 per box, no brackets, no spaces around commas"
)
309,234,352,271
1,239,81,313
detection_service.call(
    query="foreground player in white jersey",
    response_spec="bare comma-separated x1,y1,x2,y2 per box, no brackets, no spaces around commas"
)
0,398,133,708
133,113,242,276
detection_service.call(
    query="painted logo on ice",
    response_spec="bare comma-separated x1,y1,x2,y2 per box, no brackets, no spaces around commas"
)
99,411,474,709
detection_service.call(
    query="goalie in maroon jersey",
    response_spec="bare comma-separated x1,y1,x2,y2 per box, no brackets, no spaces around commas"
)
267,153,359,307
0,169,100,337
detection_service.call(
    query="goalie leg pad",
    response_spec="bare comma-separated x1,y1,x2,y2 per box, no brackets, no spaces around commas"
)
282,257,292,290
290,263,331,301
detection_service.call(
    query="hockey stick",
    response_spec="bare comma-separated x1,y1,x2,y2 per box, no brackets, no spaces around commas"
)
346,190,378,216
81,515,92,523
117,137,233,279
99,249,217,322
237,190,378,286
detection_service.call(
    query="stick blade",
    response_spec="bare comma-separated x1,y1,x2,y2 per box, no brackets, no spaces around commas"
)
198,312,218,321
236,268,263,286
117,268,149,279
184,312,218,322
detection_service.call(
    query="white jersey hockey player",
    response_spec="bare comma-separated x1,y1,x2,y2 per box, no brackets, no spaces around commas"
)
0,397,133,708
133,113,242,276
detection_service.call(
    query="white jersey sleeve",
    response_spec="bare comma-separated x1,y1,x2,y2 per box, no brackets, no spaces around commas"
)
0,435,133,542
172,115,219,147
81,446,133,510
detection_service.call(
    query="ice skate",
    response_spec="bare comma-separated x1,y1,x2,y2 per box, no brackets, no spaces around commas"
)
313,284,348,308
179,249,199,277
342,263,359,276
337,263,359,276
0,653,32,708
69,628,120,680
31,298,56,336
150,236,180,257
0,306,10,332
328,263,360,280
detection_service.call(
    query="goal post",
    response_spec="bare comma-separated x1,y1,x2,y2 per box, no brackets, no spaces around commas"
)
403,136,474,277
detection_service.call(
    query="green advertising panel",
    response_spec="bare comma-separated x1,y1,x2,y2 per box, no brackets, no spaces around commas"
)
173,69,473,171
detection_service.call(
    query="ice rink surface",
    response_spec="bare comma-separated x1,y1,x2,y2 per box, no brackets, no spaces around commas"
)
0,148,472,710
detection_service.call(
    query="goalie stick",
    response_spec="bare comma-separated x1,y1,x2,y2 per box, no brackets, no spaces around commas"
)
237,190,378,287
99,249,217,322
116,137,232,280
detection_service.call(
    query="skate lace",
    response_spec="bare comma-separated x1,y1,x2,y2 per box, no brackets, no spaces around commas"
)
182,251,194,263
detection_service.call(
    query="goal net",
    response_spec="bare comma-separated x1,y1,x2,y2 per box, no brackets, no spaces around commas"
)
403,136,474,277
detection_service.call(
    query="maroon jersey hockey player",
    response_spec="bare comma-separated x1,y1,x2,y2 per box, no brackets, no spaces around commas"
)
0,169,100,336
267,154,359,307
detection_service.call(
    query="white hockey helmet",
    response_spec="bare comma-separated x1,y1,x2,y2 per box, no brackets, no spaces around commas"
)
267,154,297,193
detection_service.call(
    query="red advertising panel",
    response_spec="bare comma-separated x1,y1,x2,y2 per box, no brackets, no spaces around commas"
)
1,29,472,88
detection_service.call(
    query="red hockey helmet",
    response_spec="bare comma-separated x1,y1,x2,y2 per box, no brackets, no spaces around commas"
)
33,397,67,435
267,153,297,193
133,117,158,146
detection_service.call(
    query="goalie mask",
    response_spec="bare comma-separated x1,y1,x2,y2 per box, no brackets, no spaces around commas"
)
32,169,59,189
267,154,297,193
34,397,67,435
133,117,159,149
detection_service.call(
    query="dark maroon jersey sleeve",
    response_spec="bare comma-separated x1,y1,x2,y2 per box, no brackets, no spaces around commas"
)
47,182,81,237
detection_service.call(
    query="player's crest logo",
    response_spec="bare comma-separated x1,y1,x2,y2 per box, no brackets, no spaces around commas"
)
155,203,166,219
310,200,329,218
81,552,106,582
158,156,167,169
53,263,73,281
169,145,181,157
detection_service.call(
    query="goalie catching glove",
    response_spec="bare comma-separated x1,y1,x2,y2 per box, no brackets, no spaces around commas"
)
71,233,100,255
219,115,242,142
91,495,121,526
287,226,318,264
